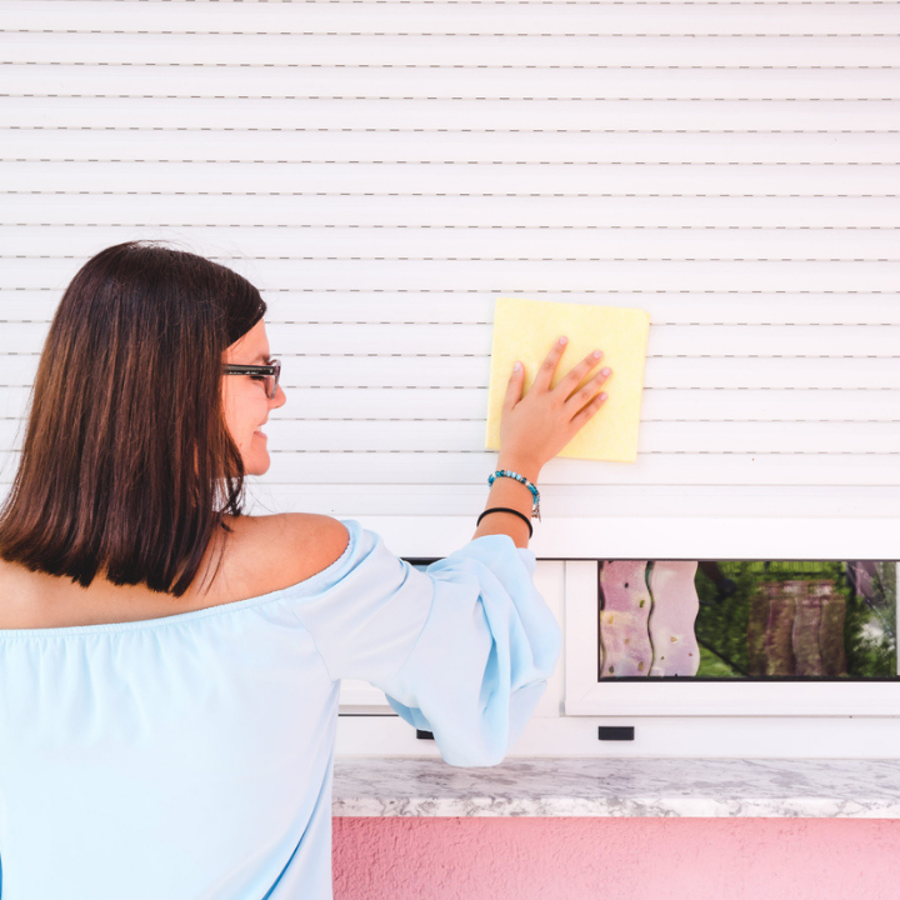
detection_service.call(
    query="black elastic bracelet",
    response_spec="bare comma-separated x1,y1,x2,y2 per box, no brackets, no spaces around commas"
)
476,507,534,538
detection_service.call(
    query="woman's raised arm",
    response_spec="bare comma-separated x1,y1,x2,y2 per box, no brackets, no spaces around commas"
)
473,335,612,548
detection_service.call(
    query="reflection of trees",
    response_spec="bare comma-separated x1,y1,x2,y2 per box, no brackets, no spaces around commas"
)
695,561,896,680
843,562,896,678
747,580,846,677
695,636,748,677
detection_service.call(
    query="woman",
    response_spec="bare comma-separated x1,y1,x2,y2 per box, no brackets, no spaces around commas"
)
0,243,610,899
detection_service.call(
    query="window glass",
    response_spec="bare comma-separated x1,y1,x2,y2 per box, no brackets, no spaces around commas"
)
598,561,897,680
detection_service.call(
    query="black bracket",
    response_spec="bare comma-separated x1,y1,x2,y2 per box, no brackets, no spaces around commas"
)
598,726,635,741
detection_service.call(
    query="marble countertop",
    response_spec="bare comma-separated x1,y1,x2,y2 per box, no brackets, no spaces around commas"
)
332,758,900,818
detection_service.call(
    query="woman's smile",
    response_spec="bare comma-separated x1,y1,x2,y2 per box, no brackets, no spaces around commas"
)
221,320,286,475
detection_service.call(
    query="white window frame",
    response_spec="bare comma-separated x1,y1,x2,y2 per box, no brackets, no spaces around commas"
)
563,517,900,718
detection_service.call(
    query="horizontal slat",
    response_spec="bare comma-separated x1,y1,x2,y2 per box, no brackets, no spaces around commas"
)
3,256,900,295
6,195,900,231
6,32,900,69
647,420,900,453
5,290,900,329
4,416,893,454
641,388,900,423
274,294,900,328
3,160,896,197
3,320,899,359
5,64,899,101
2,385,897,424
246,451,900,487
267,418,900,453
644,356,900,390
7,93,900,134
7,129,900,166
269,293,900,328
254,386,900,425
1,352,895,391
647,324,900,357
1,98,896,132
0,448,898,487
0,388,30,419
3,225,900,264
0,478,892,519
245,481,900,519
350,417,899,454
3,2,898,36
226,386,900,424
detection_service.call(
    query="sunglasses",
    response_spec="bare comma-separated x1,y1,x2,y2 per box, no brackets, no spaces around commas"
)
223,360,281,399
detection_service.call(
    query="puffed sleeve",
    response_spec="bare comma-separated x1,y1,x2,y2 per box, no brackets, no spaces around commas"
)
291,520,560,767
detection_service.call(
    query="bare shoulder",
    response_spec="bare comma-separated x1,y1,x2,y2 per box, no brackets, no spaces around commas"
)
219,513,350,597
0,514,352,628
266,513,350,568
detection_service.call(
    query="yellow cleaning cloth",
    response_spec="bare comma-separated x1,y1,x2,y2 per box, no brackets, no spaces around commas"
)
486,298,650,462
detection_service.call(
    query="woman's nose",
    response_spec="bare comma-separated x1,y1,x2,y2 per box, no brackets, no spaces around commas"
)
271,384,287,409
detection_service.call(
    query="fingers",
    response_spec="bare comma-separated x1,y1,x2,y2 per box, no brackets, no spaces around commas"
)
503,359,525,410
532,336,570,393
570,389,609,431
555,348,605,400
564,363,612,410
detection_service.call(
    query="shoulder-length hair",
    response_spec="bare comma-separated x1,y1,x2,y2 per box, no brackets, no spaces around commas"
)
0,242,266,596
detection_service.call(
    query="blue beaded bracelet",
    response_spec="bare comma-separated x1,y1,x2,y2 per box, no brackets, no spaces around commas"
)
487,470,541,521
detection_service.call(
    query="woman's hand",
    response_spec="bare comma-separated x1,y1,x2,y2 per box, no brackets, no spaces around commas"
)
498,336,611,480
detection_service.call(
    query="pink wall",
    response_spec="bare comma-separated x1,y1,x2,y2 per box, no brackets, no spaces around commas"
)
334,817,900,899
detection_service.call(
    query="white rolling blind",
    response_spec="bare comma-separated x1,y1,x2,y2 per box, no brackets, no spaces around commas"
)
2,0,899,555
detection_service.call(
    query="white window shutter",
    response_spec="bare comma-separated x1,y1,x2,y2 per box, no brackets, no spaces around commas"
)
2,0,898,556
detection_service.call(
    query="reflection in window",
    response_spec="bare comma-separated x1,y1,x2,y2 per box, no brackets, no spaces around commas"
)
598,561,897,680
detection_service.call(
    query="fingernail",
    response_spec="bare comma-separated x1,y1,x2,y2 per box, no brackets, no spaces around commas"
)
513,361,522,372
601,367,612,377
592,350,603,360
600,392,608,401
558,336,568,345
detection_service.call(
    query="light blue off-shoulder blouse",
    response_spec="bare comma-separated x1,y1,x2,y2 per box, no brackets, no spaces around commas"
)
0,520,560,900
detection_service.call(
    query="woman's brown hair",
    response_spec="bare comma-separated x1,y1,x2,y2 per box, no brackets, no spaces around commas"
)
0,242,266,596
